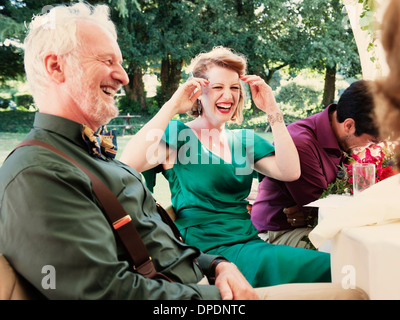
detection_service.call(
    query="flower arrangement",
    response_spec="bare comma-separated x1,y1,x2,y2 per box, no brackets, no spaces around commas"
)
320,141,398,198
302,141,398,250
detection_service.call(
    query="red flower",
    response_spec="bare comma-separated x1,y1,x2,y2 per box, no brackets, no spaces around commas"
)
320,141,398,198
380,166,397,180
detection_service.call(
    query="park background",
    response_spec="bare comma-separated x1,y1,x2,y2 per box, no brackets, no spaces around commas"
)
0,0,386,205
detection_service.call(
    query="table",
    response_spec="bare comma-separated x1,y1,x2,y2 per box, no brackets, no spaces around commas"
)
108,113,141,136
306,194,353,253
331,222,400,300
307,174,400,299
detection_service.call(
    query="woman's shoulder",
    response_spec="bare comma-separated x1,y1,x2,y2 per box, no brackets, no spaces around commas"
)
229,128,267,145
229,128,274,160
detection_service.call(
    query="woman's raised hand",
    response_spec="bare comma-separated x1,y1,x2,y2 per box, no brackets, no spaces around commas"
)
167,77,209,115
240,75,279,114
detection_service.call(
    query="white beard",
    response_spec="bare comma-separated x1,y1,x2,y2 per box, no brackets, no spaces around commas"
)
64,54,119,126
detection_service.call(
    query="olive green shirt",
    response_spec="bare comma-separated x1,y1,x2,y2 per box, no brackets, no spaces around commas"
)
0,113,221,299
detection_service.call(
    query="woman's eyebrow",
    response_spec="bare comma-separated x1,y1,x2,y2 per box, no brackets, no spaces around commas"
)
210,82,240,86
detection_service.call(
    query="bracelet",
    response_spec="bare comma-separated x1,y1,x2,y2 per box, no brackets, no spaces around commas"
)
267,112,284,126
208,258,229,284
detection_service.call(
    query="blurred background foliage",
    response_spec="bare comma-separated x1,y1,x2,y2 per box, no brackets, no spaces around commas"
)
0,0,363,133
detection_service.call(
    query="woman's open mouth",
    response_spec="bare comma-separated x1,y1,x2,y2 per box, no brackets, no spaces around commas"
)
216,103,232,114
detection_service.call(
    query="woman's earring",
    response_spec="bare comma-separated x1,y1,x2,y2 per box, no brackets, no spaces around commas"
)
197,100,202,115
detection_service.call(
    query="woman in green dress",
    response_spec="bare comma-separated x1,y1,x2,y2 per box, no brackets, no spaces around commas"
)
121,47,331,287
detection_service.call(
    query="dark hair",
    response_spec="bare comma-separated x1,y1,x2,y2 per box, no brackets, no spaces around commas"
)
336,80,379,137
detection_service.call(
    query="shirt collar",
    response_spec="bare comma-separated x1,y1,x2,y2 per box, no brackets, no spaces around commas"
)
314,104,342,151
33,112,86,148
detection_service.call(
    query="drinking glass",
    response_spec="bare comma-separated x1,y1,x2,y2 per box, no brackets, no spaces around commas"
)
352,163,376,195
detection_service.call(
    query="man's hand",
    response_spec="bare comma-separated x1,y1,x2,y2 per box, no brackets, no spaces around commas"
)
283,205,306,227
214,262,259,300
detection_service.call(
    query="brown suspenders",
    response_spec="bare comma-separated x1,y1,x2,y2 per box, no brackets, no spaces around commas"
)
9,139,181,282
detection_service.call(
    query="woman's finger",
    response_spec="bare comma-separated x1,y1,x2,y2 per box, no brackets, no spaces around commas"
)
240,74,264,83
186,77,209,87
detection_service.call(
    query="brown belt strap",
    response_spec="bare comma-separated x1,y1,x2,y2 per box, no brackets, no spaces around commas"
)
10,139,172,282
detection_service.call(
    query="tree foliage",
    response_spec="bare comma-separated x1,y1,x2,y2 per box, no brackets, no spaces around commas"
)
297,0,361,106
1,0,362,113
109,0,158,110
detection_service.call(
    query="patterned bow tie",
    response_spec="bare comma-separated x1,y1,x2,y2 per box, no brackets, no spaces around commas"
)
82,124,118,159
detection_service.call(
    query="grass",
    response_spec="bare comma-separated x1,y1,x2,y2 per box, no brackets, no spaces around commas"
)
1,129,272,208
0,132,27,163
0,132,139,163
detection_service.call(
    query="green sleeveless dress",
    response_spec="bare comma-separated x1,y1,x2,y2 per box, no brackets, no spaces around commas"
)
144,120,330,287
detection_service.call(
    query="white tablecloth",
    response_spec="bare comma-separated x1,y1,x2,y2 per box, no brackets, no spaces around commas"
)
306,174,400,299
331,222,400,300
305,194,353,253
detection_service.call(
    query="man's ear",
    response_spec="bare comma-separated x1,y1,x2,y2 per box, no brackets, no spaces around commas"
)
44,53,65,83
343,118,356,135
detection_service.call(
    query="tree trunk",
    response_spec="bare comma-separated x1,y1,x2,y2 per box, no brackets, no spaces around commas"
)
159,55,182,105
236,0,243,16
321,64,336,107
124,67,146,111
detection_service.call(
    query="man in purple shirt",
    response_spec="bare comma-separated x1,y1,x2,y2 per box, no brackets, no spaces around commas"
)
251,80,380,248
